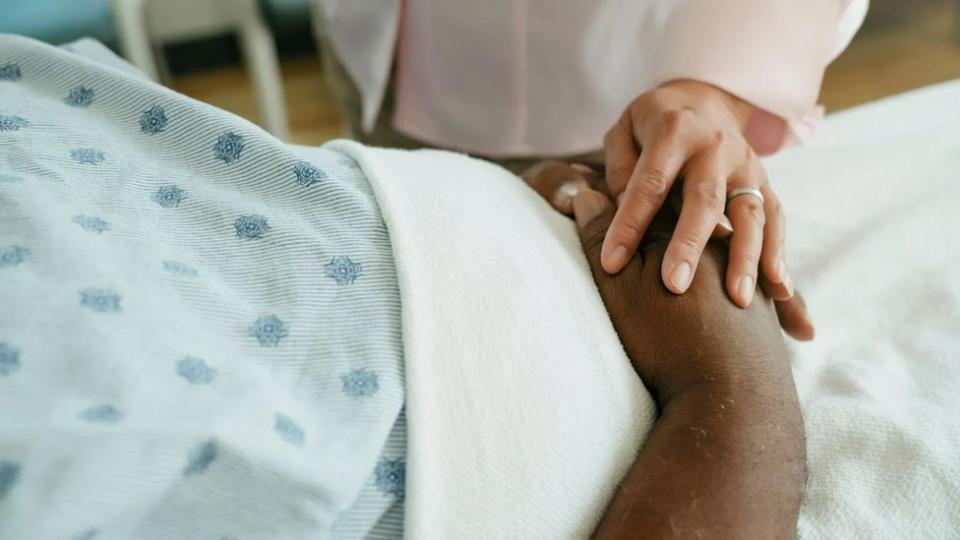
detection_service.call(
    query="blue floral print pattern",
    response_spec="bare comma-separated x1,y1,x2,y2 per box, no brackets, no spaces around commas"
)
0,115,29,131
0,342,20,376
183,440,218,477
325,256,362,285
177,356,216,384
71,215,111,234
293,161,326,187
374,458,405,498
162,260,198,277
139,104,168,134
248,314,287,347
79,404,124,423
1,46,406,537
79,288,122,313
64,85,95,107
213,131,245,163
70,148,105,164
152,185,186,208
234,214,270,240
0,63,21,82
274,414,305,446
341,368,379,398
0,245,29,267
0,461,20,499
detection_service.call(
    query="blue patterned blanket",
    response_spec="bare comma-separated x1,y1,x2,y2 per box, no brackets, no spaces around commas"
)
0,35,405,540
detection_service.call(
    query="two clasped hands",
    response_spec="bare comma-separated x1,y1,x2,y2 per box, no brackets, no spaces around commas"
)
524,79,814,341
522,80,814,539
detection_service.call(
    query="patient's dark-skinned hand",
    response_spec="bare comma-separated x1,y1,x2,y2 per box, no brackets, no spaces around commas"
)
524,162,806,539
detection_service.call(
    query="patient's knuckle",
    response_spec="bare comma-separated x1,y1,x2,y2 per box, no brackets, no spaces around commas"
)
524,162,553,188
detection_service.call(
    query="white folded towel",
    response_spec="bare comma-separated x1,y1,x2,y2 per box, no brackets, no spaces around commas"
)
329,140,656,538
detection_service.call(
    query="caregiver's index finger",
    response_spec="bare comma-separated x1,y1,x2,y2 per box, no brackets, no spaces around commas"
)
600,143,686,275
603,116,640,200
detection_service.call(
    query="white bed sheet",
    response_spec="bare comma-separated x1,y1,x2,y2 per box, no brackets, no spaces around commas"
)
766,80,960,538
336,79,960,539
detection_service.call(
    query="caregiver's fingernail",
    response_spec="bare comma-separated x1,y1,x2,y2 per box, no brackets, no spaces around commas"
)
775,258,787,283
803,314,816,340
738,275,755,305
670,261,693,292
573,190,604,227
616,192,625,207
605,244,629,272
717,216,734,236
783,273,795,299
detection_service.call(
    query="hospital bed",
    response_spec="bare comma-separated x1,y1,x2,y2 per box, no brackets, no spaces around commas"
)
1,33,958,538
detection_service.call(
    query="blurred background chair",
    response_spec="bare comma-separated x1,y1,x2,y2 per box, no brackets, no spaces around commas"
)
111,0,290,139
0,0,118,46
0,0,311,140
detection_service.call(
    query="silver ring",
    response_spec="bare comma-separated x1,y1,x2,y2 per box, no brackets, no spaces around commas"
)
726,187,765,206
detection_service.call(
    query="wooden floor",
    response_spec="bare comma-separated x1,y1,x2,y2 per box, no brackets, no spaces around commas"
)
174,1,960,146
820,1,960,110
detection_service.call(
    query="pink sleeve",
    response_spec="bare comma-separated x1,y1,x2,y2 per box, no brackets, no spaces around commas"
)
647,0,868,154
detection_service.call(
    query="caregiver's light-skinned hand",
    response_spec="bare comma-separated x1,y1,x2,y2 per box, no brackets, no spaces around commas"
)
603,79,793,308
521,160,814,342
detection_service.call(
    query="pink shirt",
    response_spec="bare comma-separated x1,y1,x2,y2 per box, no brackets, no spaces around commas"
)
319,0,868,158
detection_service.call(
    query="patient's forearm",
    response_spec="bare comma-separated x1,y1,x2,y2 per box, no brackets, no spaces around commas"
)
592,368,805,539
589,240,805,539
567,186,805,538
